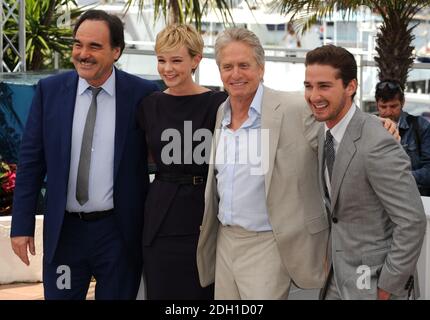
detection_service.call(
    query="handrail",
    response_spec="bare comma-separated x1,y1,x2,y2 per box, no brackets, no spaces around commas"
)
121,46,430,110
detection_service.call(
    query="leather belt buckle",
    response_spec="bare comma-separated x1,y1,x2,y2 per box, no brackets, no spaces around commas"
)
193,176,204,185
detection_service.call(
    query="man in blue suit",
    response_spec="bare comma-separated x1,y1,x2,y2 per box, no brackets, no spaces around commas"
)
10,10,158,299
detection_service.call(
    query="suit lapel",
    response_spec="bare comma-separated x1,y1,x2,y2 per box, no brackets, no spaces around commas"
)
213,103,225,150
330,108,364,212
261,86,282,197
113,69,133,181
210,102,225,193
201,102,225,227
60,72,79,180
329,132,356,212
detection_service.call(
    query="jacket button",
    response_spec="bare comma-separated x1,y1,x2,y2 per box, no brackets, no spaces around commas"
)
332,217,338,223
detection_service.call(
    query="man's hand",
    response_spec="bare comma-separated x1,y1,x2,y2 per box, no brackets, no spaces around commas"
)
377,287,391,300
379,117,400,141
11,236,35,266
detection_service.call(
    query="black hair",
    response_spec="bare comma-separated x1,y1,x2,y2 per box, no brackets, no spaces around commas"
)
375,80,405,103
305,45,358,99
73,10,125,58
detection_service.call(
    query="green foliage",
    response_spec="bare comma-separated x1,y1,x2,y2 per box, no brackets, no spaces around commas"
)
273,0,430,86
124,0,235,30
2,0,85,70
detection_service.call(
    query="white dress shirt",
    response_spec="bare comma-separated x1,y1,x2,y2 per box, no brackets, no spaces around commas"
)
66,68,116,212
215,83,272,231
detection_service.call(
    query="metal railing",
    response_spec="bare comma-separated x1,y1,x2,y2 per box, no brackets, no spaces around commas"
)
0,0,26,72
120,44,430,111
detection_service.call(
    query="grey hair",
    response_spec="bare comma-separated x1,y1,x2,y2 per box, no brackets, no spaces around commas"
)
214,28,265,68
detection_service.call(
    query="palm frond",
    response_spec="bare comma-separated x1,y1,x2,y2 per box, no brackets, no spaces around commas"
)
271,0,430,87
124,0,236,29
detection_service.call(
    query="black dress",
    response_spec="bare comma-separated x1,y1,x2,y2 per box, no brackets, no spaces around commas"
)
137,90,228,299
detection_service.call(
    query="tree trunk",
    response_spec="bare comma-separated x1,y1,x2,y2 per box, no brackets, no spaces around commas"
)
168,0,181,25
374,6,418,87
375,17,414,87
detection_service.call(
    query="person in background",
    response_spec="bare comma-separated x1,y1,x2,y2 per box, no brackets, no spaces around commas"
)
376,80,430,196
137,24,227,299
283,22,301,57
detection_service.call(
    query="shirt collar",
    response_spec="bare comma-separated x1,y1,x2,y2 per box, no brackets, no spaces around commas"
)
250,82,264,115
324,103,357,143
221,82,264,127
77,67,116,97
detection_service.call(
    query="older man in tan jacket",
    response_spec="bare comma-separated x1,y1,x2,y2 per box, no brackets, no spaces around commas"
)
196,27,329,299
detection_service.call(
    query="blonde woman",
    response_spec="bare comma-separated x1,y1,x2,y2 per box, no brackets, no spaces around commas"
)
137,24,227,299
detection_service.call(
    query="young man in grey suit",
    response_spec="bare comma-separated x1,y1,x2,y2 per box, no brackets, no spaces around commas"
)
304,45,427,300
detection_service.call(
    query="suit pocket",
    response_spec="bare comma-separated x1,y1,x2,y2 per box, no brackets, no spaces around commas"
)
362,250,388,267
306,215,329,234
275,144,303,177
360,251,388,299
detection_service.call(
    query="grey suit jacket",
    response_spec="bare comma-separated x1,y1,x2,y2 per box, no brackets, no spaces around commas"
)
197,86,330,289
318,107,427,299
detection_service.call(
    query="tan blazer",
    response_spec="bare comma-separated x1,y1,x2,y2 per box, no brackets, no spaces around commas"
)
197,86,330,289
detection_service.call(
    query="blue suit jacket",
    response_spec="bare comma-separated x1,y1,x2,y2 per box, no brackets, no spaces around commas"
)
11,68,158,265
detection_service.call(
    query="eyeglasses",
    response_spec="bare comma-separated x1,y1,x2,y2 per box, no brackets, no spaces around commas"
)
376,81,403,93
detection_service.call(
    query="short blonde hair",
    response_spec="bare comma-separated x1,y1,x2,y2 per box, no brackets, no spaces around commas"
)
155,24,204,58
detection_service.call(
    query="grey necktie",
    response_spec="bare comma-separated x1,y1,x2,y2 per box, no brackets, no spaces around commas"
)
324,130,335,182
76,87,102,205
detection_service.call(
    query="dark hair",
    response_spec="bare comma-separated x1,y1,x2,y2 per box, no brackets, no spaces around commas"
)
305,45,357,98
375,80,405,103
73,10,125,58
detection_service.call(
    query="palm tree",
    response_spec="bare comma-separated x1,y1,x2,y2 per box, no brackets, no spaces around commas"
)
124,0,235,30
273,0,430,88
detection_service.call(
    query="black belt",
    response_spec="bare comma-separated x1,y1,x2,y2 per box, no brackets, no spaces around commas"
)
155,173,206,185
65,209,114,221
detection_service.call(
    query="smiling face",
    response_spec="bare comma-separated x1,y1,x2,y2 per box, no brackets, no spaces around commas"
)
72,19,120,87
218,41,264,104
304,64,357,128
156,45,201,92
